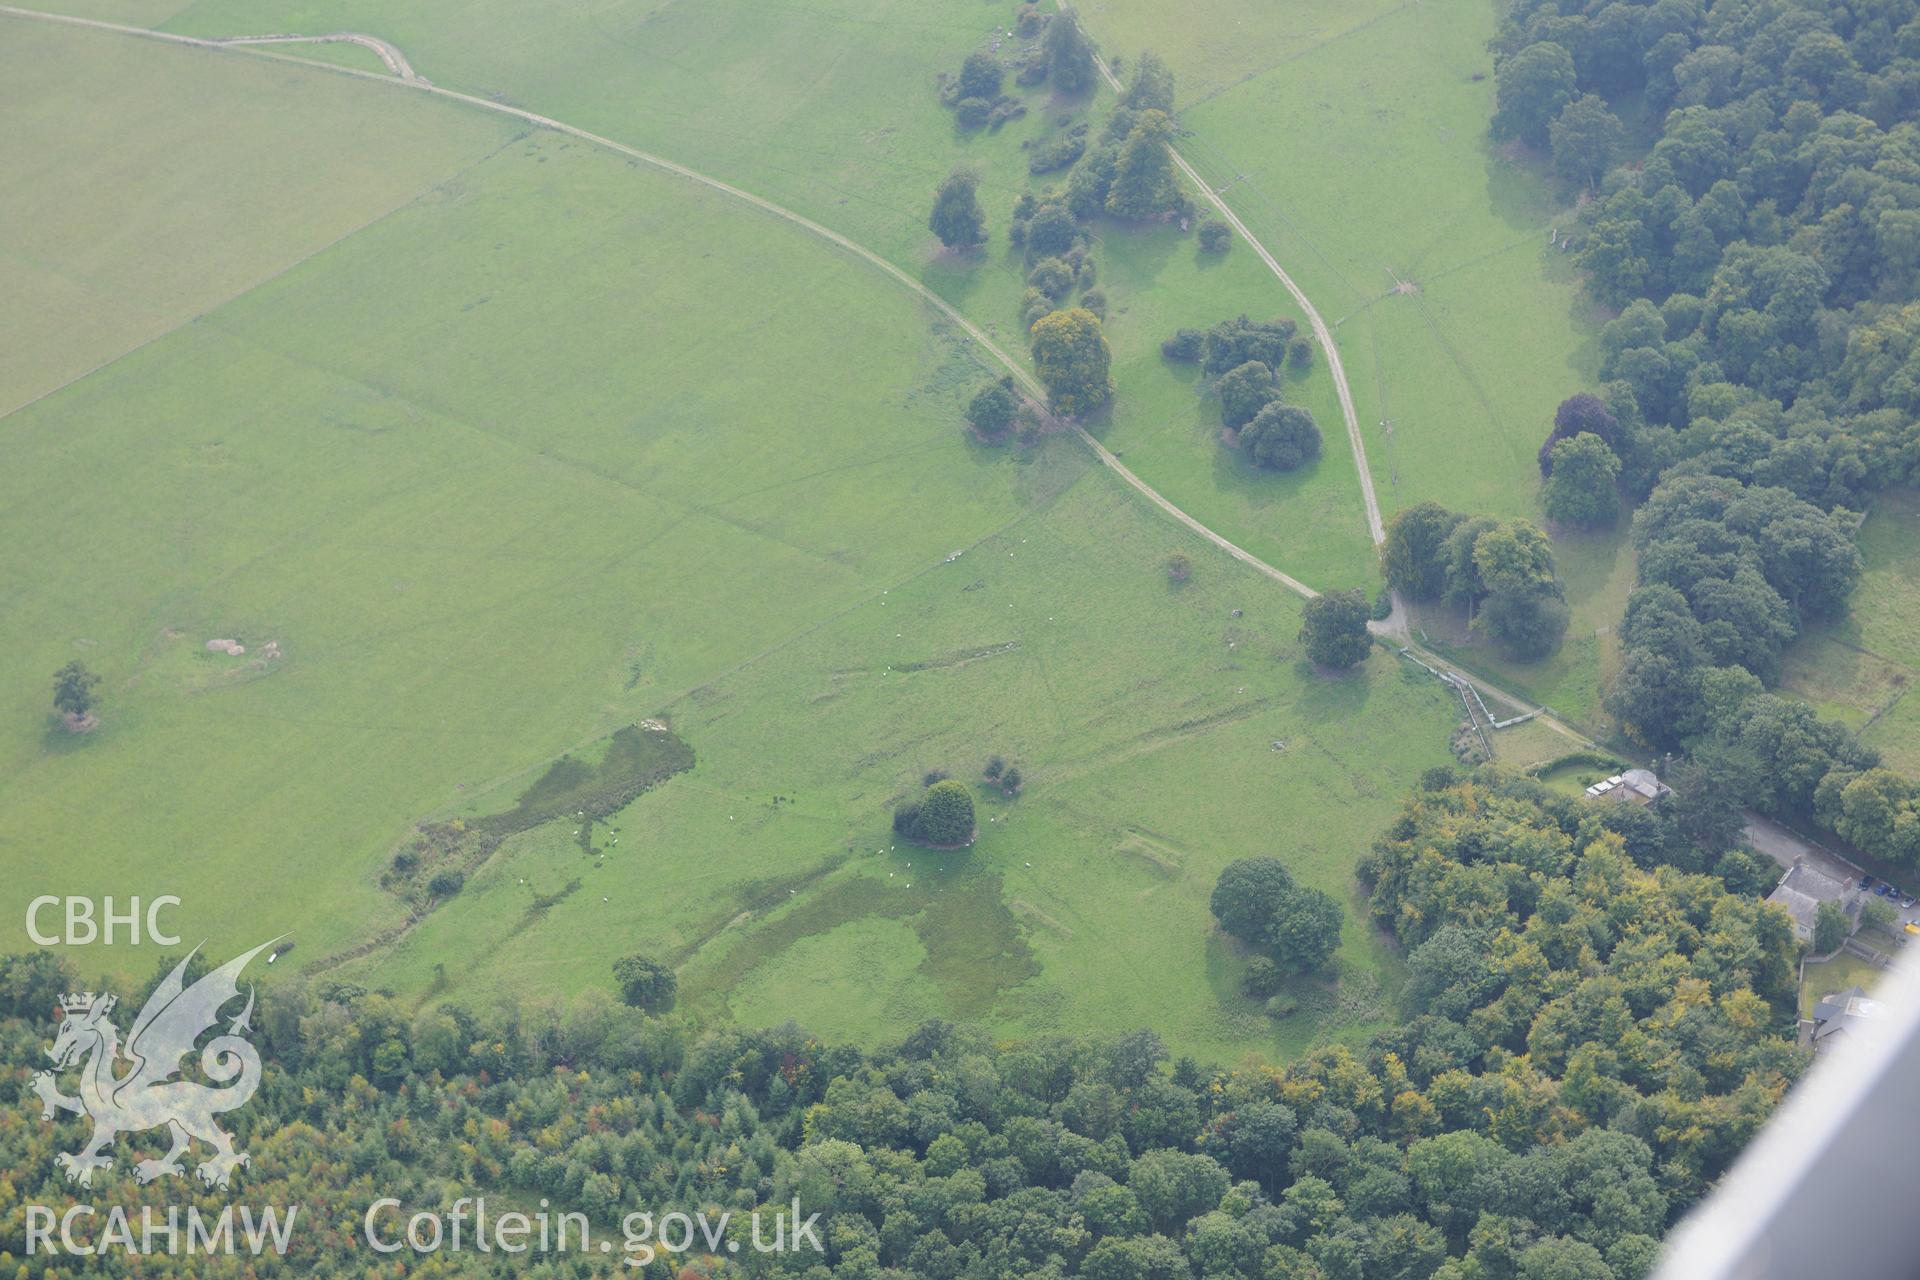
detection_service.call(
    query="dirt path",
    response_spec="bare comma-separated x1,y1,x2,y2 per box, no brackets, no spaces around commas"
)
212,31,420,80
5,3,1586,746
1067,7,1385,549
0,4,1320,604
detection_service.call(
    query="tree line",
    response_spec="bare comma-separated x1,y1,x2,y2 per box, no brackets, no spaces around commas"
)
0,762,1804,1279
1492,0,1920,865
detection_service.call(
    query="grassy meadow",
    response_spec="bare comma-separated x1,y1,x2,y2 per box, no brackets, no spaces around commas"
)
1781,490,1920,773
0,39,1060,981
110,0,1382,589
0,10,1466,1059
0,18,516,420
1080,0,1628,712
351,468,1457,1060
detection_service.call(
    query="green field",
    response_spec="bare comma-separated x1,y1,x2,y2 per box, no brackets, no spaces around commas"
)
86,0,1378,589
362,471,1456,1059
1080,0,1628,712
0,19,514,419
1782,489,1920,773
0,11,1464,1058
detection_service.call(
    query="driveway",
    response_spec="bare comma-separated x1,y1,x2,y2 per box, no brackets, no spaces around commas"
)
1747,813,1920,926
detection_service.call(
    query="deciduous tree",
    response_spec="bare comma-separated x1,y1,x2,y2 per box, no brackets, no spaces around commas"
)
1216,360,1278,429
1242,402,1322,470
1044,11,1096,94
52,661,100,721
1106,109,1182,221
1299,589,1372,670
928,169,986,249
612,954,677,1012
1542,432,1621,527
1381,502,1462,601
1031,307,1113,416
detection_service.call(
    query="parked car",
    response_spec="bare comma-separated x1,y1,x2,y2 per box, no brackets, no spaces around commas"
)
1903,895,1917,909
1861,877,1875,890
1877,884,1897,897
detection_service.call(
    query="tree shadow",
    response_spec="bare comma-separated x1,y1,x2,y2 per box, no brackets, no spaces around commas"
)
1207,432,1325,513
1288,657,1379,723
40,715,99,755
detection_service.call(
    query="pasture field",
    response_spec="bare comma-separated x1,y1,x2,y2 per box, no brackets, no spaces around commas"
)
344,467,1457,1060
1781,489,1920,773
0,48,1064,976
126,0,1384,588
0,18,516,420
1114,0,1598,521
1081,0,1628,701
0,14,1463,1058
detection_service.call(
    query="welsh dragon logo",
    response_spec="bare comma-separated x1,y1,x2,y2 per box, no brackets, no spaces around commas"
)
31,939,279,1189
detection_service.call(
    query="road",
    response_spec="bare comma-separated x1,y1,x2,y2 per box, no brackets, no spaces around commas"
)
0,3,1584,749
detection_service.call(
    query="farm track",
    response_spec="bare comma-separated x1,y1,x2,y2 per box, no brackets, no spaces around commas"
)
211,31,420,80
1068,12,1386,549
0,3,1592,754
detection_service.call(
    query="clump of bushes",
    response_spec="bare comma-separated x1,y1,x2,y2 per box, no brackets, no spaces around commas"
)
1020,288,1054,330
1162,328,1203,361
1197,218,1231,252
1200,314,1299,375
966,378,1020,442
983,757,1025,796
941,53,1024,131
1027,130,1087,175
1241,402,1322,471
1217,360,1279,430
1027,256,1074,300
895,778,977,847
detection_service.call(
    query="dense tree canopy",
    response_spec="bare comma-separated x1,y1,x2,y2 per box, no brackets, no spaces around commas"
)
929,169,987,250
1210,857,1345,974
1122,50,1175,114
0,762,1809,1279
1493,41,1577,146
1242,402,1322,471
1045,10,1096,94
1217,359,1279,430
612,953,677,1012
1381,502,1465,602
1106,109,1183,221
1542,432,1622,527
916,778,977,846
1202,314,1300,375
1550,93,1624,192
1032,307,1114,417
1299,589,1373,670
